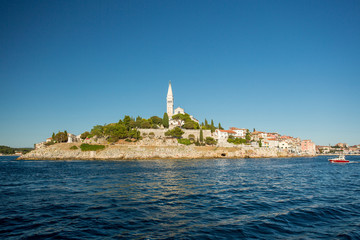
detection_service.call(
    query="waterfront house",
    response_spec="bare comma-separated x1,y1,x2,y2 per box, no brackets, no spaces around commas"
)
301,140,316,155
279,141,289,150
214,129,236,140
229,127,247,138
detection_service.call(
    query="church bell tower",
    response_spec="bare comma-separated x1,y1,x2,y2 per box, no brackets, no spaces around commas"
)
167,81,174,118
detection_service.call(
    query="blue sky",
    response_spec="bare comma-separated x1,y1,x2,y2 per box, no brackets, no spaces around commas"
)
1,0,359,147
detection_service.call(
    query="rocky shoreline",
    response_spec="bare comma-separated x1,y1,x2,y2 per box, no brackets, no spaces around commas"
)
17,142,314,160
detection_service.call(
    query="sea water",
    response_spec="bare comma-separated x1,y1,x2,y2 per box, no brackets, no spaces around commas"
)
1,156,359,239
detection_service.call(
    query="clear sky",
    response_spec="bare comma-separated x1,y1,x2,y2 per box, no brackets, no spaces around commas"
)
1,0,359,147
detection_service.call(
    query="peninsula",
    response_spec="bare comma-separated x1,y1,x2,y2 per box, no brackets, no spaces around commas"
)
19,82,316,160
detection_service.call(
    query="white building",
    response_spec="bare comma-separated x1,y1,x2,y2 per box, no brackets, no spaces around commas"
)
67,133,77,143
229,127,247,138
267,139,279,148
279,141,289,149
214,129,236,140
174,107,185,115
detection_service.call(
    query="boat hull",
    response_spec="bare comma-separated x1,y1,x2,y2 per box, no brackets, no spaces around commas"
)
329,159,349,163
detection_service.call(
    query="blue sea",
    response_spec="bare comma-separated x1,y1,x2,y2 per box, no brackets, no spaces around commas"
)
1,156,360,239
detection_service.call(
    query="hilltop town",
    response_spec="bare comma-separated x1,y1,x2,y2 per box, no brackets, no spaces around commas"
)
16,81,323,160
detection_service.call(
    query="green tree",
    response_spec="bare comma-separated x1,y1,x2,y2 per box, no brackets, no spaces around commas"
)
128,129,141,139
162,112,169,128
210,120,215,133
150,116,163,125
54,131,68,143
188,134,195,142
140,119,151,128
135,116,143,128
80,131,90,140
200,129,204,142
52,132,55,140
123,115,131,130
91,125,104,137
104,123,128,142
183,121,196,129
205,119,209,128
165,127,184,138
259,139,262,147
245,129,251,142
205,137,217,145
218,123,224,130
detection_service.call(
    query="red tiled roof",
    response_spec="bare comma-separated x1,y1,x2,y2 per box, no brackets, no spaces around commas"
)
219,130,236,134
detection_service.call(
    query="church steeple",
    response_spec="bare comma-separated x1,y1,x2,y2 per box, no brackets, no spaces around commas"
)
167,80,173,97
167,81,174,118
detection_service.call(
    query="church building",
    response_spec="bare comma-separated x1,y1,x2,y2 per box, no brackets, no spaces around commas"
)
166,81,198,127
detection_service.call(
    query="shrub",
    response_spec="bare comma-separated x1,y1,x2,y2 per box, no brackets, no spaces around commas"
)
177,138,192,145
149,132,155,139
80,131,90,140
188,134,195,142
165,127,184,138
125,139,132,142
80,144,105,151
70,145,78,150
205,137,217,145
227,137,247,145
45,141,55,146
107,136,119,143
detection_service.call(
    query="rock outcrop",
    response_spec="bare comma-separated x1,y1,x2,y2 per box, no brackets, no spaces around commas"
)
18,141,311,160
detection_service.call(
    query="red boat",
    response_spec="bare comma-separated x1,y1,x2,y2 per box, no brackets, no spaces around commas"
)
329,153,349,163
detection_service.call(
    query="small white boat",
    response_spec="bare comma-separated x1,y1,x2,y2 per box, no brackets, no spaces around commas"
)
329,153,349,163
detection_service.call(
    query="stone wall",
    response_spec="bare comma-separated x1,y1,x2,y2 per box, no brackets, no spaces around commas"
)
18,142,307,160
138,128,212,140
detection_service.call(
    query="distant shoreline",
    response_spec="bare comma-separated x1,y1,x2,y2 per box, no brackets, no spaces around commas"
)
317,154,360,156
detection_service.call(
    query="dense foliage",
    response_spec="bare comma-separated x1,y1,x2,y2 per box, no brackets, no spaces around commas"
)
165,127,184,138
70,145,78,150
80,115,167,143
0,145,15,154
227,136,247,145
177,138,192,145
80,144,105,151
0,146,33,154
52,131,68,143
201,118,219,133
81,131,91,140
205,137,217,145
172,113,200,129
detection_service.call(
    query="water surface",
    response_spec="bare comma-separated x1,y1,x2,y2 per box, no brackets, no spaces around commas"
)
1,156,360,239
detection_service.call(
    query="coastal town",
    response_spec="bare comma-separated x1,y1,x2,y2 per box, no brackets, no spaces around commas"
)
21,82,360,159
16,81,332,160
